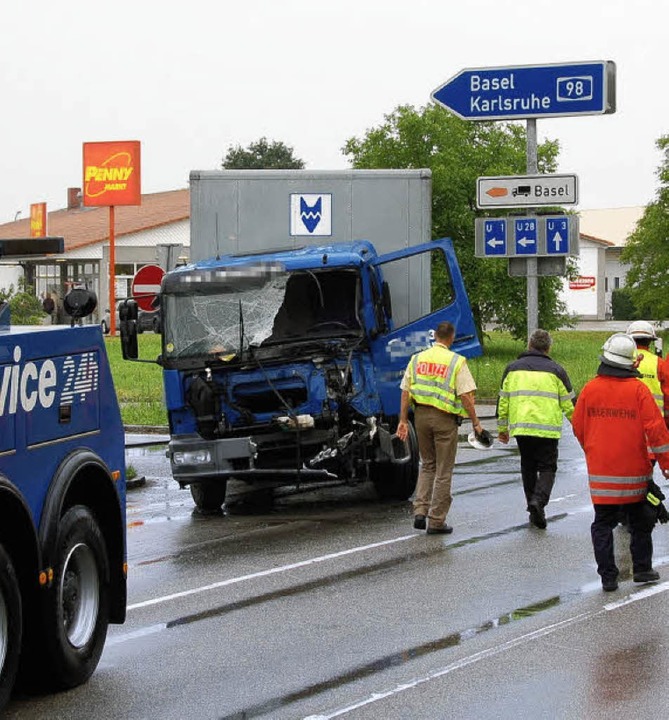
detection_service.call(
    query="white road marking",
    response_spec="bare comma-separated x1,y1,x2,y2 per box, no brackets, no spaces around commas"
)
305,580,669,719
127,534,415,610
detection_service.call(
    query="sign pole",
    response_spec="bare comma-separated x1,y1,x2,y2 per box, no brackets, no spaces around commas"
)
109,205,116,335
526,119,538,338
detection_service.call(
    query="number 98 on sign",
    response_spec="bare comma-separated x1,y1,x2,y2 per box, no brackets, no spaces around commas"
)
557,76,594,102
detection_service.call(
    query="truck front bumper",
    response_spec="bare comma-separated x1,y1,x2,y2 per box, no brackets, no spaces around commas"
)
168,433,339,485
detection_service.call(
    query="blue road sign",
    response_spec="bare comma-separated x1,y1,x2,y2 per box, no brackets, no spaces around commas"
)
484,219,506,256
431,61,616,121
545,216,570,255
514,218,537,255
475,216,579,258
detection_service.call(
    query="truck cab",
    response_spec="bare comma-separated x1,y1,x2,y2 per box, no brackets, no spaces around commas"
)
122,237,480,514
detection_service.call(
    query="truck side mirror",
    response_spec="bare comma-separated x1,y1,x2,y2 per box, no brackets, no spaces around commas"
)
381,281,392,320
119,299,139,360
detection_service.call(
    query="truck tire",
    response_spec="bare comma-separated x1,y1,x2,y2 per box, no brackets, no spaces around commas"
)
0,544,21,711
190,480,227,515
372,421,419,501
43,506,110,690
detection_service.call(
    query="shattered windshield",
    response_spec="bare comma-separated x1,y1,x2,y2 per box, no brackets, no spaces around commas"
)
162,265,363,363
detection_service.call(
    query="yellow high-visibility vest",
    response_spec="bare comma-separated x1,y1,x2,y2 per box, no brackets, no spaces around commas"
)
409,345,466,416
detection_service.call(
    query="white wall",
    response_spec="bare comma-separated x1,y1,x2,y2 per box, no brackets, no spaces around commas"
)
560,244,601,318
0,265,22,294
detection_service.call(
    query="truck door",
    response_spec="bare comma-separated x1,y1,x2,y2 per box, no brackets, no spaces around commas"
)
367,238,482,417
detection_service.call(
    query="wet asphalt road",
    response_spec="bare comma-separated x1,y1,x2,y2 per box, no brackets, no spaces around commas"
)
7,425,669,719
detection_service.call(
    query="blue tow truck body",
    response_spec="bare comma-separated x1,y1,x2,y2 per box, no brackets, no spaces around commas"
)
0,238,126,709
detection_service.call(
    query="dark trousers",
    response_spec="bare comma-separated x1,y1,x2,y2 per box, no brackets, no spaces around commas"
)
591,503,654,582
515,435,558,509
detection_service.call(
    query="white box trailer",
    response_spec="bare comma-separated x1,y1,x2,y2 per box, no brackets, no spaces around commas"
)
189,168,433,328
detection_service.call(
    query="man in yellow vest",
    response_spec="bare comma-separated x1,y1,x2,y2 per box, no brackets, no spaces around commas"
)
396,321,483,534
627,320,669,429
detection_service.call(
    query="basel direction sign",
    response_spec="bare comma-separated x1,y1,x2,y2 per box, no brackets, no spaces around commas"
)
431,61,616,121
475,216,579,258
477,174,578,209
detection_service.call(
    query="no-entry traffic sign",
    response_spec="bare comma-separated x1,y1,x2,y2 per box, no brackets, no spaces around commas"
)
131,264,164,312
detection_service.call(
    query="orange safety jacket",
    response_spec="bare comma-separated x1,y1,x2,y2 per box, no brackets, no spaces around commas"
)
572,374,669,505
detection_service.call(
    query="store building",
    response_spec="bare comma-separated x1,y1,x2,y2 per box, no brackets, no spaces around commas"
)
559,206,643,320
0,188,189,323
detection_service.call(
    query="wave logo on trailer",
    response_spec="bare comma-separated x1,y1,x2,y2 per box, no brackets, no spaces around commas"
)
290,193,332,236
0,347,99,417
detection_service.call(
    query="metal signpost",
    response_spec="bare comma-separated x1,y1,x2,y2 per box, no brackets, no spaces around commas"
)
431,60,616,337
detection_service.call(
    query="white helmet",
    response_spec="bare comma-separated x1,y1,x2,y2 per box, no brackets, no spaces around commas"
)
626,320,658,341
600,333,638,367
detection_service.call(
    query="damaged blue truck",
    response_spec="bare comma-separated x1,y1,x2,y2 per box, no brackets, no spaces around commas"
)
121,170,482,513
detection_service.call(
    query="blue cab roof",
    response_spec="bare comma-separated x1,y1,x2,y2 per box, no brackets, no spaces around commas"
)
179,240,379,274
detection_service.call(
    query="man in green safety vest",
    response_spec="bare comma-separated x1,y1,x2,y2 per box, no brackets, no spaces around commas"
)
397,321,483,534
497,329,575,529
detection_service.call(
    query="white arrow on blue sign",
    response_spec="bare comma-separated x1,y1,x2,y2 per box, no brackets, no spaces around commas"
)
514,218,537,255
483,219,506,256
431,61,616,121
546,217,569,254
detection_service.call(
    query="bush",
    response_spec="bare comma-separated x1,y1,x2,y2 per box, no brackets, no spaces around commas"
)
611,287,656,321
0,278,44,325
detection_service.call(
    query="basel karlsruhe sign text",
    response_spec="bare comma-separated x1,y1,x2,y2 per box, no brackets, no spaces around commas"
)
431,61,616,121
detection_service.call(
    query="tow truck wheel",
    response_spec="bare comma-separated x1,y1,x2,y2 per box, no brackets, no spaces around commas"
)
372,420,419,500
0,544,21,711
43,506,110,690
190,480,227,515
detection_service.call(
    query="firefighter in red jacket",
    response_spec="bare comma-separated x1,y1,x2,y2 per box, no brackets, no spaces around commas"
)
573,333,669,592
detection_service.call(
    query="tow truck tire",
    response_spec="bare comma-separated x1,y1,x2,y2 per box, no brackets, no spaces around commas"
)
190,480,227,515
44,506,110,690
372,421,419,500
0,544,21,711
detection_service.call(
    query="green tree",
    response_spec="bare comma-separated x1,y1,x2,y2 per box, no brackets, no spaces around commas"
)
0,277,44,325
620,134,669,318
222,137,305,169
343,104,573,340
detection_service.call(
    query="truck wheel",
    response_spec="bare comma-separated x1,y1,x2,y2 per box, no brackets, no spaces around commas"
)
43,506,110,690
0,544,21,711
190,480,227,515
372,421,419,500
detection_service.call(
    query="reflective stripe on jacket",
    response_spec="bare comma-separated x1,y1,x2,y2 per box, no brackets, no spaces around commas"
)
637,352,663,410
497,351,574,439
572,374,669,505
409,345,466,416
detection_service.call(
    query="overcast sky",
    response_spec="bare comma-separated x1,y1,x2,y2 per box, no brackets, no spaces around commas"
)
1,0,666,223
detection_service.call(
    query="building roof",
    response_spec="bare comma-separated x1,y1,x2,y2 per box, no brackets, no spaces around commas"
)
0,189,189,253
579,232,615,248
578,206,645,247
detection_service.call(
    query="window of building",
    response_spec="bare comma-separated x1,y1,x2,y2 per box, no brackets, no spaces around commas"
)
614,277,620,289
605,277,609,292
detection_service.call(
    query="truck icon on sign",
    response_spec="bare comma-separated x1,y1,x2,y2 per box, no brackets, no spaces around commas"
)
512,185,531,197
